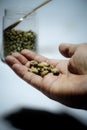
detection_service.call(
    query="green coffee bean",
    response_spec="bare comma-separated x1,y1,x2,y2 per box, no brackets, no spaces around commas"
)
28,60,59,77
29,66,39,74
38,62,49,67
40,70,49,77
51,68,59,75
30,60,38,67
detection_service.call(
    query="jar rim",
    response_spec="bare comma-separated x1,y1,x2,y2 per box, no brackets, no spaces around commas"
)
4,7,33,16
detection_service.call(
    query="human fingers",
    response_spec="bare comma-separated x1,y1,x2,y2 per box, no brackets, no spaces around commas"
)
21,49,49,63
5,54,44,91
21,49,63,72
5,55,21,67
11,63,47,91
12,52,28,65
5,52,29,67
59,43,79,58
68,44,87,74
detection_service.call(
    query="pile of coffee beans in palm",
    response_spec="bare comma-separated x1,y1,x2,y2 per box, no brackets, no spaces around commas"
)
28,60,59,77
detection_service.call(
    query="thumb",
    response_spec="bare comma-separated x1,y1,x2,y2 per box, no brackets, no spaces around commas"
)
59,43,79,58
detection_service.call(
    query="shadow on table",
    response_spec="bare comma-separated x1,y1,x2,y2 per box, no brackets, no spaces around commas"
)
3,107,87,130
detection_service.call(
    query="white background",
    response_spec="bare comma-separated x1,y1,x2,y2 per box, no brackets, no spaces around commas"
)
0,0,87,129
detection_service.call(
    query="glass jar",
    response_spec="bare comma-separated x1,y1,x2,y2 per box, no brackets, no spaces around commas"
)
1,8,38,61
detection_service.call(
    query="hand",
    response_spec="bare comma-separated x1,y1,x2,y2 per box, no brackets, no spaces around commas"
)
59,43,87,75
5,43,87,110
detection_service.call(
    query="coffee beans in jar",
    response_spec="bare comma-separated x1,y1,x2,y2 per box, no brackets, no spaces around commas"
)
3,29,37,57
1,8,37,62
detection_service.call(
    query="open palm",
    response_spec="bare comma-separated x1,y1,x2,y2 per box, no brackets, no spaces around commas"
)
5,43,87,110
